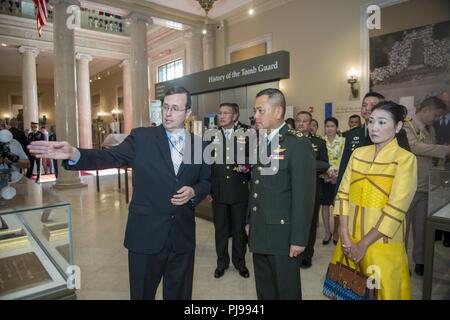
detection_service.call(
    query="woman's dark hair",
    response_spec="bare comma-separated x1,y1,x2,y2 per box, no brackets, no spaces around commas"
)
311,119,319,127
371,101,408,124
324,117,339,128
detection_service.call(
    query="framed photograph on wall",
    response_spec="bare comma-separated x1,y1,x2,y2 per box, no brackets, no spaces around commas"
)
370,21,450,110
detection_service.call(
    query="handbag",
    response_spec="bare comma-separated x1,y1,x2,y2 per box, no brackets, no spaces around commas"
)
323,254,378,300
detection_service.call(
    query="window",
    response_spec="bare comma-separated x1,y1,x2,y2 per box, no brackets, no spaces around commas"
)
158,59,183,83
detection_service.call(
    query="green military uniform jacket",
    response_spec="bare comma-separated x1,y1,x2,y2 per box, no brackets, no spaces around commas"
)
211,122,250,204
247,124,316,255
305,134,330,202
306,134,330,174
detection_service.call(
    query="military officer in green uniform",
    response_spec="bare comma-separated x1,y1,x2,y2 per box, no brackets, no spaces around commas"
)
295,111,330,268
210,103,250,279
246,88,316,300
336,92,410,191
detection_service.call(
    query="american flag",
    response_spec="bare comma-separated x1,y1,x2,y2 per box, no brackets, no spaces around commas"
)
33,0,48,37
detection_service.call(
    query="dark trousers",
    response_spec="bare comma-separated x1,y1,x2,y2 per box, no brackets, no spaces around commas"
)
52,159,59,178
212,201,247,269
26,156,41,180
406,192,428,264
303,191,321,260
128,239,195,300
253,253,302,300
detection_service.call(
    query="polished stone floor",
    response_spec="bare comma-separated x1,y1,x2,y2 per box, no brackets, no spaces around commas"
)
46,174,450,300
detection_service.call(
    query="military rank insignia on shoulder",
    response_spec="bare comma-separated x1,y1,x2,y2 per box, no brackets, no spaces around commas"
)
287,130,304,138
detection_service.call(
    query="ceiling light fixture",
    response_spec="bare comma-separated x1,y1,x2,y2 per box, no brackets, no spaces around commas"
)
196,0,218,34
249,8,254,15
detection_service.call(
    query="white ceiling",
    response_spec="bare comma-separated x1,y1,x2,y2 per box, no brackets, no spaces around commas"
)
0,45,120,80
146,0,252,19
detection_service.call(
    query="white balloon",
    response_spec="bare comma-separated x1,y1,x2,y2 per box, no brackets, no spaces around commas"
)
0,129,13,143
1,186,16,200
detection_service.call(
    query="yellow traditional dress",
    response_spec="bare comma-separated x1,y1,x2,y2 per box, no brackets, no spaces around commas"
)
331,138,417,300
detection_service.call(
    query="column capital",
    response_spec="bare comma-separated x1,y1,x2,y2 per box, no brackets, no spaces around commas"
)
183,28,204,42
119,59,130,68
75,52,93,62
18,46,40,57
126,13,153,26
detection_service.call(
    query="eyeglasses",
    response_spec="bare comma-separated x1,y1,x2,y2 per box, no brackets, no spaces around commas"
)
162,105,187,113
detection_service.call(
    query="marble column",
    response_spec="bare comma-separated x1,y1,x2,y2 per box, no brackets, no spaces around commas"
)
76,53,93,148
18,46,40,130
127,13,152,128
52,0,85,189
119,59,132,134
202,25,215,70
184,28,204,75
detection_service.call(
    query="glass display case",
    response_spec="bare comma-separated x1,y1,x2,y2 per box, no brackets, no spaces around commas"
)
423,168,450,300
0,177,75,300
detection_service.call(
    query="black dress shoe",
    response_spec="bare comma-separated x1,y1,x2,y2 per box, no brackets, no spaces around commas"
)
214,267,227,278
322,233,332,245
300,259,312,269
414,264,424,276
238,266,250,278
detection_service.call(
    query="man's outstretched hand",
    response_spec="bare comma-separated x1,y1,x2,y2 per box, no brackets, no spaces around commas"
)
27,141,79,161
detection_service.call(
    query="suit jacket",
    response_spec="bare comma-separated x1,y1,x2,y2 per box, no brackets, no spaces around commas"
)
336,124,410,192
63,125,211,254
210,122,250,204
247,124,316,255
434,115,450,145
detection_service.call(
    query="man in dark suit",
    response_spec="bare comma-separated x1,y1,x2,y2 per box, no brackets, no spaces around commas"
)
246,88,316,300
210,103,250,279
28,86,211,300
336,92,410,191
295,111,330,268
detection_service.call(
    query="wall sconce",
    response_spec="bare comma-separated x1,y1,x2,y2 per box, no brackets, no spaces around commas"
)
347,68,359,98
111,108,123,115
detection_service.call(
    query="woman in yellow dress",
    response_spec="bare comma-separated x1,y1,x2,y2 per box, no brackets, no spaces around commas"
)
331,101,417,300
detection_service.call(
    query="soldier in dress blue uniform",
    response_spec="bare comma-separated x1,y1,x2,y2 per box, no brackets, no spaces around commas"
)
26,122,45,183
